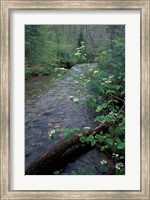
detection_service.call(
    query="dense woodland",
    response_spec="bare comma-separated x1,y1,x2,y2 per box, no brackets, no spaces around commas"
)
25,25,125,175
25,25,124,77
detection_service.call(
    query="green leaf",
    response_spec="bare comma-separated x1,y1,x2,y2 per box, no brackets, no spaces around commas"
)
96,106,102,112
82,55,86,61
95,115,104,122
84,127,91,133
104,145,109,149
55,128,61,133
71,170,77,175
53,171,59,175
116,138,122,145
64,128,73,135
86,135,94,142
117,142,125,149
121,91,125,95
106,138,113,146
64,135,70,141
96,103,107,112
88,97,96,107
106,90,116,94
91,140,97,146
108,126,114,134
50,134,55,140
76,90,80,95
91,166,96,174
96,135,104,142
74,99,79,104
81,168,87,175
80,136,86,143
116,86,121,90
74,128,80,133
105,115,116,122
101,146,105,151
119,156,125,159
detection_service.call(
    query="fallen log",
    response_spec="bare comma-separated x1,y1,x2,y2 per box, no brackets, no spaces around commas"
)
25,121,109,175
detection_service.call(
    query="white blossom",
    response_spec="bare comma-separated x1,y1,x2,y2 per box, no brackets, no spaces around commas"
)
100,160,107,165
93,70,99,74
115,162,124,170
84,127,91,130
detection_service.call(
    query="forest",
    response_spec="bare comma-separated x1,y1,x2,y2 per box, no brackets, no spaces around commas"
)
25,25,125,175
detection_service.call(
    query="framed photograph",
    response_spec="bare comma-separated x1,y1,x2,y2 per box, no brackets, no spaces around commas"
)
0,0,149,199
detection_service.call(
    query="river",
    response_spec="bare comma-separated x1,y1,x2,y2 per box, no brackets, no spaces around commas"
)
25,64,115,175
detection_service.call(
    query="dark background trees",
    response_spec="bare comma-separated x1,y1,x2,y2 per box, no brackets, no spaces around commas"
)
25,25,125,78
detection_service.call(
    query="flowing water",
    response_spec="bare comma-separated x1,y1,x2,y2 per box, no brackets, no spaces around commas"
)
25,64,115,175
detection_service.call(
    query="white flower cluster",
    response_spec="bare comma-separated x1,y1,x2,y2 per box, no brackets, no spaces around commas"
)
109,111,118,116
59,67,65,70
80,74,85,78
73,98,79,103
93,70,99,74
69,96,79,103
100,160,107,165
48,130,55,137
115,162,124,170
86,80,90,83
84,127,91,130
69,96,74,99
75,52,81,56
112,153,119,158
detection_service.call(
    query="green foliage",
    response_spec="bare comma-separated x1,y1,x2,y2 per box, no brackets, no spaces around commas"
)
79,136,86,143
25,25,77,78
83,127,91,133
75,41,87,63
73,128,80,133
99,160,108,170
25,25,125,79
69,96,79,104
96,103,107,112
115,162,125,175
87,96,97,107
96,134,104,142
53,170,60,175
25,64,33,78
64,128,73,134
91,166,96,174
64,128,74,141
44,27,125,175
117,142,125,149
81,167,87,175
48,129,61,140
72,38,125,173
71,170,77,175
95,116,104,122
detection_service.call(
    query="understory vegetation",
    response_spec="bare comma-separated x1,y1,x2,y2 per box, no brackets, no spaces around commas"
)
26,25,125,175
49,39,125,175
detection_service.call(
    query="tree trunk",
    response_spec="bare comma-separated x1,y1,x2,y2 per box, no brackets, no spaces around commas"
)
25,122,109,175
85,25,95,50
53,25,60,44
